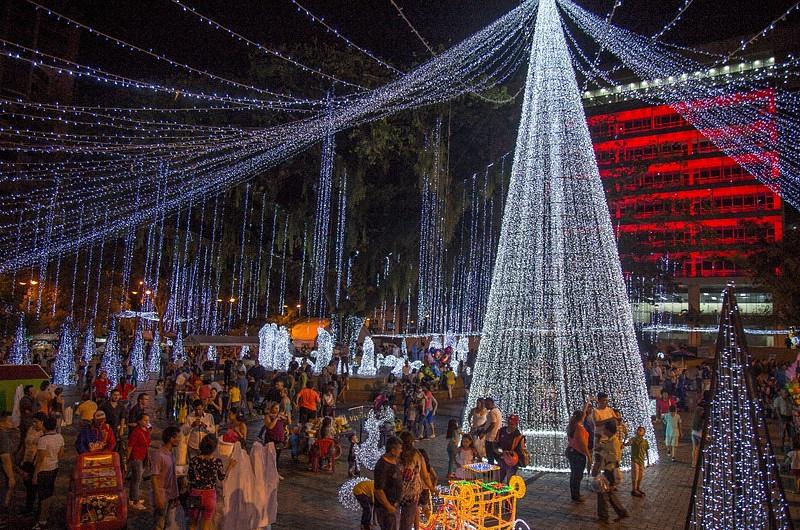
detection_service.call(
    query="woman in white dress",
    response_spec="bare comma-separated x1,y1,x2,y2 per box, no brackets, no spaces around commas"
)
468,398,488,459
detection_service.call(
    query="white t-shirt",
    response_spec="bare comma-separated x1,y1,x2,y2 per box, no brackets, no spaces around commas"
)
592,406,615,425
36,432,65,471
185,412,215,450
487,408,503,439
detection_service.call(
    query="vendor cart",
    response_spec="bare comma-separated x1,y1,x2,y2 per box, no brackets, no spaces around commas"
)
66,451,127,529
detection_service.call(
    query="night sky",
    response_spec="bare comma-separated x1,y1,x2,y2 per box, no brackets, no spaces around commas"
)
50,0,800,89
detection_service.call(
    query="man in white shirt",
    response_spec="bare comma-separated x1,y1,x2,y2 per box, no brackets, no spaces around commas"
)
591,392,617,445
32,416,64,530
482,398,503,465
183,399,215,459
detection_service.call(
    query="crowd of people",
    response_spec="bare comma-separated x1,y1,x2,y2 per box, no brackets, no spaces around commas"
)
8,332,796,528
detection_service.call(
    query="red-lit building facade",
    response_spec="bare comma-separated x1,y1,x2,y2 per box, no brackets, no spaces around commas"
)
585,81,784,348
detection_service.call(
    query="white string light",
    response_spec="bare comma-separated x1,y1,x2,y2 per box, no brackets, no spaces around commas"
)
53,316,75,385
357,336,376,377
354,408,395,471
464,0,657,471
101,318,121,388
148,328,162,373
130,319,147,383
687,287,791,529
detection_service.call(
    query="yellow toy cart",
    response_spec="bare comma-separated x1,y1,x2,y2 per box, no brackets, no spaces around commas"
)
421,475,527,530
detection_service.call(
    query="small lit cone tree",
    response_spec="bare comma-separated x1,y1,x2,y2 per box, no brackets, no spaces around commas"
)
130,319,147,383
148,328,162,373
172,326,186,362
53,316,76,385
8,314,31,365
463,0,656,470
101,318,122,388
82,319,96,364
686,286,792,530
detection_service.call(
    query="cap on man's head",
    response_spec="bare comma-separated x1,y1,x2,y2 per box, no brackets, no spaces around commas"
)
596,392,608,400
93,410,106,420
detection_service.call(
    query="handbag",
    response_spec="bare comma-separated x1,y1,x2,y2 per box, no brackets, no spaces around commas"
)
185,493,202,510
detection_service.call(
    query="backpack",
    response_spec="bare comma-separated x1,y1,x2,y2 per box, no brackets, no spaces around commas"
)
512,434,530,467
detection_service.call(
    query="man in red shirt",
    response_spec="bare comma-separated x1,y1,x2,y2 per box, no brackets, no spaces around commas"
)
93,371,110,401
127,412,151,511
113,377,135,402
295,381,321,424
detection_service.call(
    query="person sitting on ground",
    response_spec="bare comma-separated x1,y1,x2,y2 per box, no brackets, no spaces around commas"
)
75,410,115,454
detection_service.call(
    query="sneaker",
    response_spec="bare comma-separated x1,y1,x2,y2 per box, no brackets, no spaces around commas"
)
671,457,677,462
429,434,436,439
614,512,630,522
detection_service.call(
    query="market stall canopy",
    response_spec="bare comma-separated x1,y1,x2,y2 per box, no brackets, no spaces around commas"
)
185,335,259,347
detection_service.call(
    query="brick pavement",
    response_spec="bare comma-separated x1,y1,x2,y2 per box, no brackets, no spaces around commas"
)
7,385,800,529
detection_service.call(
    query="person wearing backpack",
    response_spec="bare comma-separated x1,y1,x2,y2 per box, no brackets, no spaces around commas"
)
397,431,435,530
495,414,528,483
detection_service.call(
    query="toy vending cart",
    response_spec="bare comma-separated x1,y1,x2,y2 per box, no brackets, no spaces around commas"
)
66,451,128,529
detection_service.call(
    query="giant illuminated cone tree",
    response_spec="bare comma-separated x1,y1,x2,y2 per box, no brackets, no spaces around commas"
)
464,0,656,470
687,287,791,529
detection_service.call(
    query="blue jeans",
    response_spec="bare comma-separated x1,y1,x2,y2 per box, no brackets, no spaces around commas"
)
129,459,144,502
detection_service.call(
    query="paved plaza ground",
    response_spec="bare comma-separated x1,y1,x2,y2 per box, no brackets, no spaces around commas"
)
6,386,800,529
